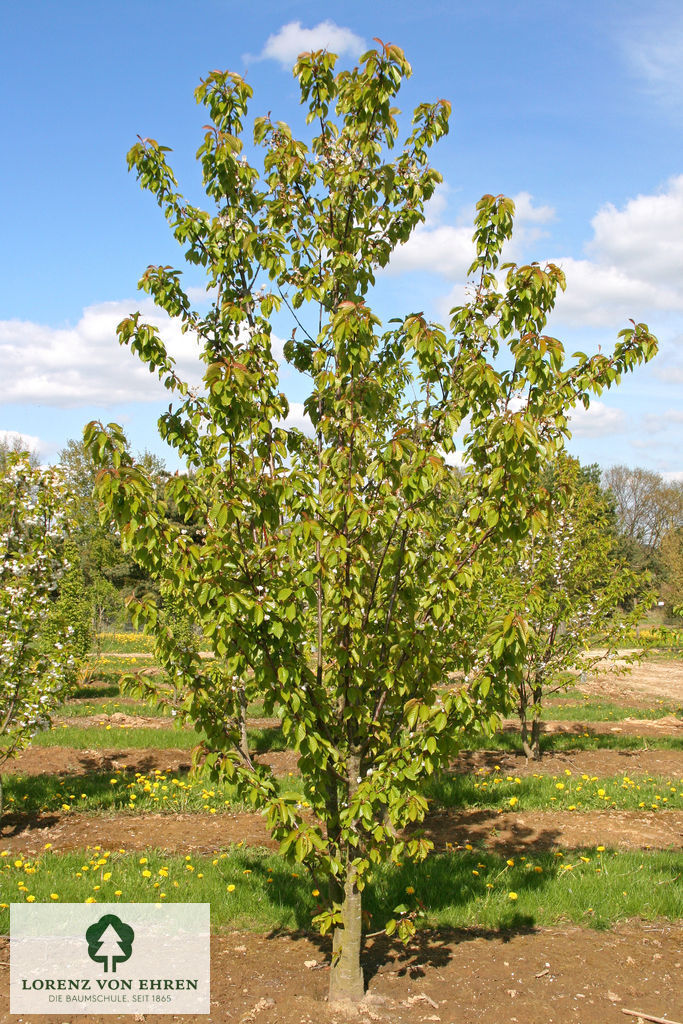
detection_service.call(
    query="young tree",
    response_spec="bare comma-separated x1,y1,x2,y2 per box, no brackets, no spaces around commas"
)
0,454,78,818
499,457,653,759
85,44,657,1001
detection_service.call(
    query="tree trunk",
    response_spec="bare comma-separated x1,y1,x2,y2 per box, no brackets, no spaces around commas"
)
0,773,3,823
237,685,253,769
329,868,365,1003
328,749,365,1003
530,685,543,760
520,699,534,760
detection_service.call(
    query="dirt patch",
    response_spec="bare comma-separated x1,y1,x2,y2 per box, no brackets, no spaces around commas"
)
6,744,681,781
4,747,195,777
1,919,681,1024
500,716,683,735
582,654,683,704
1,807,681,858
60,712,175,729
420,807,683,854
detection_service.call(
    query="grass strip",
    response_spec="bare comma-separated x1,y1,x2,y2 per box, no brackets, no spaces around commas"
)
2,766,679,817
1,724,285,753
1,768,251,815
467,732,683,753
540,697,682,722
55,699,171,719
426,770,683,812
95,632,155,654
1,847,681,935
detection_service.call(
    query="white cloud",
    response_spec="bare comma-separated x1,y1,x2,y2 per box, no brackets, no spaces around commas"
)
185,284,218,304
0,429,47,455
385,190,555,279
0,300,204,408
386,223,475,279
662,470,683,481
550,257,683,327
248,21,365,69
568,401,626,438
0,301,290,410
280,401,312,434
587,176,683,288
547,175,683,327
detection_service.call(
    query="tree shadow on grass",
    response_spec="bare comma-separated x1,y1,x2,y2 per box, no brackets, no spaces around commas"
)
237,835,564,985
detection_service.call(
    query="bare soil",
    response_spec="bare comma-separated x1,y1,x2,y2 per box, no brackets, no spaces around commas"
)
1,920,681,1024
582,654,683,705
6,745,682,781
1,806,681,858
499,716,683,735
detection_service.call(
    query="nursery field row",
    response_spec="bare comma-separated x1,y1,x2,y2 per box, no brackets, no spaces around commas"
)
1,845,682,936
2,764,682,817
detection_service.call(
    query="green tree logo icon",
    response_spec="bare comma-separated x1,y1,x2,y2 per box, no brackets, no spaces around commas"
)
85,914,135,973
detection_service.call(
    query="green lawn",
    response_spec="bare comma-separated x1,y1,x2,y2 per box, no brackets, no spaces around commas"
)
1,846,681,935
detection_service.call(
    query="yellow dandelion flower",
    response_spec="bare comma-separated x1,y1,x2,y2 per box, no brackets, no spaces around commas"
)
142,870,152,878
508,892,518,901
405,886,415,894
227,884,236,892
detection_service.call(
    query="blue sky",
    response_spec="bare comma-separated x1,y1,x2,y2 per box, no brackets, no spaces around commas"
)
1,0,681,476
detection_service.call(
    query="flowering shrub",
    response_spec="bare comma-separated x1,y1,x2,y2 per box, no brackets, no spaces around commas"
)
0,454,78,815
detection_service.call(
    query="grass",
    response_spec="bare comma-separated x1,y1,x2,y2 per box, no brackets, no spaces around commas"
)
2,764,680,818
464,730,683,754
29,725,202,749
426,769,683,812
1,768,249,815
96,632,155,654
540,695,683,721
2,723,286,752
1,846,681,936
55,698,171,718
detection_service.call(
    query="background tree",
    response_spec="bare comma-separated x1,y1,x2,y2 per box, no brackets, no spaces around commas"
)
0,454,79,819
659,525,683,617
499,457,653,759
85,43,657,1001
58,438,167,634
603,465,683,580
0,435,39,470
